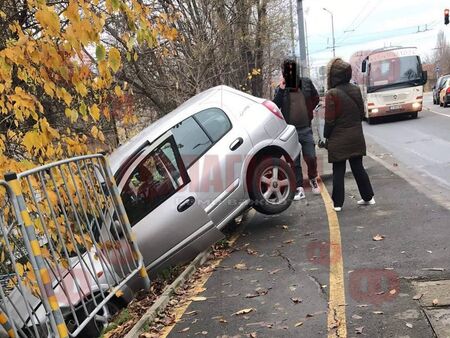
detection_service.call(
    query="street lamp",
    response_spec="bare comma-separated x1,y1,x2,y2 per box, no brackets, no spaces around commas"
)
323,8,336,58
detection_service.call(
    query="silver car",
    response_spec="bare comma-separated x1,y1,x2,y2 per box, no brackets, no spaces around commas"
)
109,85,301,272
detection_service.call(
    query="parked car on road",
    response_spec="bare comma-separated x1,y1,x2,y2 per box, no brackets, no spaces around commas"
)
439,78,450,107
434,74,450,105
109,85,300,273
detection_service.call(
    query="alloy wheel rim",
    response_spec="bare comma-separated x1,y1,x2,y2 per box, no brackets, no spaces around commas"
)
259,165,290,205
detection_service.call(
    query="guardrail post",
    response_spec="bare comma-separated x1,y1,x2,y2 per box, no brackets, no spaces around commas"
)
4,173,69,338
0,311,15,338
100,157,151,290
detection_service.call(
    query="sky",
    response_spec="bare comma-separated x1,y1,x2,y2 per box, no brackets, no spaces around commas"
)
301,0,450,75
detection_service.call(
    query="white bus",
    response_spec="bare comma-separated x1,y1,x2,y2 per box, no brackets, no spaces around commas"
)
350,47,428,124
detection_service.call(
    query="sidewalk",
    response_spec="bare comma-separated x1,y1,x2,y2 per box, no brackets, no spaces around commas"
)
153,153,450,338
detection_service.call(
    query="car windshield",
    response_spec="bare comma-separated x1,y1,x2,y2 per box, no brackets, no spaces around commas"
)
368,55,422,89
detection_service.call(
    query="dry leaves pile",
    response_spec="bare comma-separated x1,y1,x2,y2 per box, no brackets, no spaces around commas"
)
103,243,232,338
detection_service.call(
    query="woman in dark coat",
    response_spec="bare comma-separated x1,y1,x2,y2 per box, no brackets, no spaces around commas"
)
324,58,375,211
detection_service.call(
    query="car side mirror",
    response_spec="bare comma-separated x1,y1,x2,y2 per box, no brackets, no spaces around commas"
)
361,60,367,73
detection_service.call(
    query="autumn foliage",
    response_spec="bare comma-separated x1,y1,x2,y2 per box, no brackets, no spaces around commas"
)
0,0,176,176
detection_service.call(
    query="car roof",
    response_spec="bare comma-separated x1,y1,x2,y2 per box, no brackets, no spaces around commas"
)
109,85,262,173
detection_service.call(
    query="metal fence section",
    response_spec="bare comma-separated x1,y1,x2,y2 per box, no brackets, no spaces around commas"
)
0,155,150,337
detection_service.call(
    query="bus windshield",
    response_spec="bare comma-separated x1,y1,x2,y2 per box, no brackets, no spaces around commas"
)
368,55,423,91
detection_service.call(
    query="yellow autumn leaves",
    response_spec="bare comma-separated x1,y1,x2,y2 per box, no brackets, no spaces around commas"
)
0,0,177,174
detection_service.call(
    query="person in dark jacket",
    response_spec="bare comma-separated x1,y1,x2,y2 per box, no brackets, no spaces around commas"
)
324,58,375,211
273,59,321,200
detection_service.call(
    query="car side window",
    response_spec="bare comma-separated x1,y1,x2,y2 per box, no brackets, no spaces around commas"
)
171,117,212,168
194,108,232,142
120,136,189,226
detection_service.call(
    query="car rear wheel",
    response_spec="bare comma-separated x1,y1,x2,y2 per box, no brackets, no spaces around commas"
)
250,157,295,215
411,112,418,119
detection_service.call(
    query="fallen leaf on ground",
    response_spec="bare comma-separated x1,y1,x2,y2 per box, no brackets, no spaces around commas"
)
246,248,258,255
373,234,385,241
306,313,314,318
219,318,228,323
283,239,294,244
249,333,257,338
355,326,364,334
389,289,397,295
269,268,283,275
191,296,207,302
201,331,208,335
406,323,413,328
256,267,264,271
282,225,289,230
290,297,303,304
234,308,255,316
352,314,362,320
186,311,197,315
357,304,369,308
433,299,439,306
295,322,304,327
234,263,247,270
427,250,433,254
413,294,423,300
373,311,384,315
178,327,190,333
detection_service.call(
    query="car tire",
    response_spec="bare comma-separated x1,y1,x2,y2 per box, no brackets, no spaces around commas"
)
68,296,122,338
367,117,375,125
250,157,295,215
411,112,418,119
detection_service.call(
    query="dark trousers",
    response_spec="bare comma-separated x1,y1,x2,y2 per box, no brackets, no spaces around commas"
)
295,127,318,188
332,156,374,207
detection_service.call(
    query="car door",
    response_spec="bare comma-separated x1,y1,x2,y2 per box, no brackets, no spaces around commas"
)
118,131,223,269
171,108,253,226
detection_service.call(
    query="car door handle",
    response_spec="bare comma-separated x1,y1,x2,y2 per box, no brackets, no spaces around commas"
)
230,137,244,151
177,196,196,212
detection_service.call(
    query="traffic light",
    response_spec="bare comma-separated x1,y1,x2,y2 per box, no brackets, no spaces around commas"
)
445,9,449,25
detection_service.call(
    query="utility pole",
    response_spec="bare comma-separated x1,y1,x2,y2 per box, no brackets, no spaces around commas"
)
297,0,308,77
323,8,336,58
289,0,296,56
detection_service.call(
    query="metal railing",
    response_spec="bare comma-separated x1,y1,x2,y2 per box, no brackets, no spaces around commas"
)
0,155,150,337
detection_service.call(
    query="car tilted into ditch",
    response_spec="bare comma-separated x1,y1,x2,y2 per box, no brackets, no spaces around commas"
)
109,85,301,273
0,86,300,338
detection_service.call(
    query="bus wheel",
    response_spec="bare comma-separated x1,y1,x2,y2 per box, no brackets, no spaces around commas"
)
411,112,418,119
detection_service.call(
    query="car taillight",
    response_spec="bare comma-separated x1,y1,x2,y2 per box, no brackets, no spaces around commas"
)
262,100,284,120
446,88,450,94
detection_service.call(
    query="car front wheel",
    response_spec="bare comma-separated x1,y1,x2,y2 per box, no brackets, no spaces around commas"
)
250,157,295,215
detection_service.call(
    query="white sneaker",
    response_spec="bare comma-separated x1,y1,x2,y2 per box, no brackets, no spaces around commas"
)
357,197,376,206
309,178,321,195
334,207,342,212
294,187,306,201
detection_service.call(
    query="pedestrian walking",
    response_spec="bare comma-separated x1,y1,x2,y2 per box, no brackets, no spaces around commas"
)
324,58,375,212
273,59,321,200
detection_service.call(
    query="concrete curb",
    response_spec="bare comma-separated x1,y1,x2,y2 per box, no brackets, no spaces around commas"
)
124,248,211,338
124,210,255,338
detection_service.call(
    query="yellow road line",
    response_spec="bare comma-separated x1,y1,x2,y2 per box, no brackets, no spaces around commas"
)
159,224,248,338
319,180,347,338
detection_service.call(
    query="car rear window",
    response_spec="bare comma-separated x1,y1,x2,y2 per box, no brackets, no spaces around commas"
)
171,117,212,168
194,108,231,142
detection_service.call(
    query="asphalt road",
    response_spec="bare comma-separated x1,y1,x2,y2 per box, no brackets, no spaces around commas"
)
363,92,450,206
158,94,450,338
